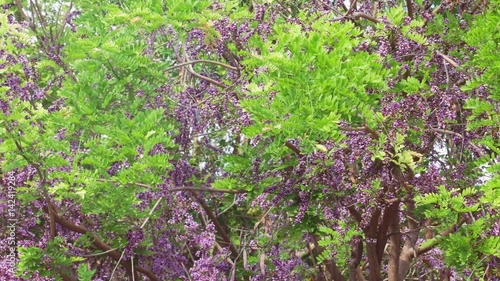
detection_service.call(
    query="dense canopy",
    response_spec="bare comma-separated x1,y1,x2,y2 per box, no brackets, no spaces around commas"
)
0,0,499,280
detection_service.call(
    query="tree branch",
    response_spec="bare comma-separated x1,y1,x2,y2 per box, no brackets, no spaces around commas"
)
436,51,460,68
387,203,401,281
165,59,240,72
398,200,419,281
365,208,382,281
427,128,484,156
352,12,380,24
96,179,247,194
343,0,358,18
397,217,467,280
340,126,380,139
405,0,414,19
14,0,36,31
417,217,467,255
46,203,159,281
55,1,73,43
285,140,302,156
349,235,363,281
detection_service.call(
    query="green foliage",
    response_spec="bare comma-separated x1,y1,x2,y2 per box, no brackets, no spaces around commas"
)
464,0,500,99
243,18,389,154
2,0,500,280
17,238,85,280
77,264,96,281
317,225,361,268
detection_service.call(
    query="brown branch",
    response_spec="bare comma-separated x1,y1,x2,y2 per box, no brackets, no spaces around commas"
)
397,217,467,280
417,217,467,255
185,61,227,88
96,179,247,194
285,140,302,156
376,205,393,261
340,126,380,139
352,12,380,24
30,0,49,42
436,51,460,68
14,0,36,31
55,1,73,43
10,135,56,240
405,0,414,19
365,208,382,281
165,59,240,72
398,200,420,281
387,203,401,281
349,235,363,281
348,205,363,223
343,0,358,18
427,128,483,156
46,203,159,281
432,4,443,15
181,51,227,89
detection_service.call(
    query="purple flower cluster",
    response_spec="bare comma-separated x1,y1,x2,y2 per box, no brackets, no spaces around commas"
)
124,227,145,259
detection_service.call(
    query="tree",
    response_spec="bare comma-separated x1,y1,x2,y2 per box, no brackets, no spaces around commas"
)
0,0,498,280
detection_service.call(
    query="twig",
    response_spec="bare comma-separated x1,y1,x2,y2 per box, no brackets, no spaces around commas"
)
112,197,163,280
165,59,240,72
339,126,380,139
285,140,301,156
185,60,227,88
417,217,467,255
14,0,36,30
81,247,122,257
343,0,358,18
96,179,247,194
427,128,483,156
110,248,127,280
432,4,443,15
436,51,460,68
140,198,163,228
55,1,74,42
352,12,380,24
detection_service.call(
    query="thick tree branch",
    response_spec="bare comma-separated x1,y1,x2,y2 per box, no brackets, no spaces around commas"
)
387,203,401,281
398,200,420,281
398,217,467,280
365,208,382,281
349,235,363,281
405,0,414,19
376,206,392,261
348,205,363,223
